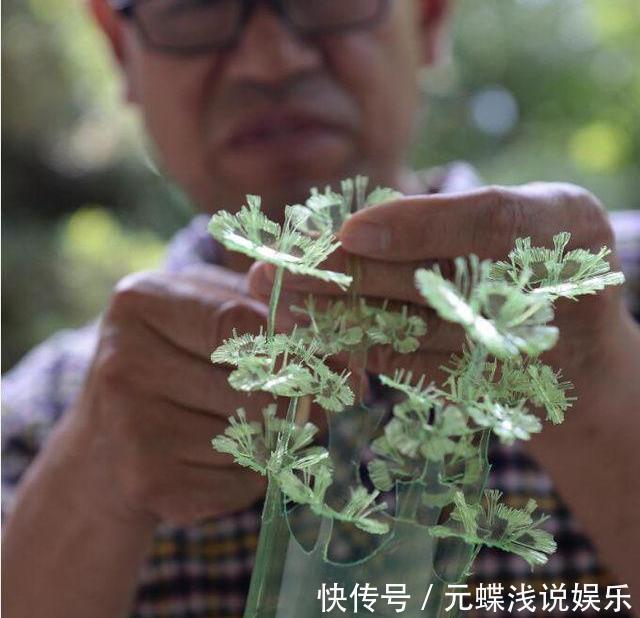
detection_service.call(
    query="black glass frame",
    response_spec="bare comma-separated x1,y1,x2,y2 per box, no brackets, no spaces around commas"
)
111,0,391,55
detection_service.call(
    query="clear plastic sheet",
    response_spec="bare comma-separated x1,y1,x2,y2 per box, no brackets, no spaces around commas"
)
243,405,490,617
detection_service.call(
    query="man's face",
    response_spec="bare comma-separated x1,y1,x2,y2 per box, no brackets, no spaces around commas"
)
115,0,435,217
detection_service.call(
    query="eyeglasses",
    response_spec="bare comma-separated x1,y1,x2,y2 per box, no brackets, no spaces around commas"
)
111,0,390,55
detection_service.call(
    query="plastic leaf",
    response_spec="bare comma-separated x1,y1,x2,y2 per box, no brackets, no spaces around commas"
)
287,176,403,236
368,434,423,492
492,232,625,300
429,490,557,568
278,468,320,504
208,195,351,289
367,459,395,492
291,298,364,355
287,188,345,234
524,362,573,424
212,331,355,410
227,357,273,392
441,350,574,429
338,486,389,535
416,261,559,359
369,305,427,353
212,405,330,476
365,186,403,207
211,330,269,365
211,407,270,474
467,397,542,445
379,370,438,415
308,362,354,412
278,466,390,535
368,376,473,490
292,298,426,356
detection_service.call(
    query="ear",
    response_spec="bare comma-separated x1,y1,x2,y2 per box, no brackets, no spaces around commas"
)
418,0,452,65
88,0,139,103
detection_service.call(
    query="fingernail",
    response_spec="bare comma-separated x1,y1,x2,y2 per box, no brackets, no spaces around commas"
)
341,222,391,255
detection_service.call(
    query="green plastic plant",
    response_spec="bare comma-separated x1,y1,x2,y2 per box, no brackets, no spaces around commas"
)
208,177,625,575
429,490,557,567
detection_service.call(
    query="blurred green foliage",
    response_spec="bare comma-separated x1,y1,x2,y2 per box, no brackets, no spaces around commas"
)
418,0,640,209
2,0,639,371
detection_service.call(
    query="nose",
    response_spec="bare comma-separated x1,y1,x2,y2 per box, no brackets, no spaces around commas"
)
224,4,323,87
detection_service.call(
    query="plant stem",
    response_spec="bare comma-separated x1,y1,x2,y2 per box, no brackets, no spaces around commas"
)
265,265,300,462
243,478,289,617
347,254,368,404
274,396,300,464
397,469,428,522
267,266,285,340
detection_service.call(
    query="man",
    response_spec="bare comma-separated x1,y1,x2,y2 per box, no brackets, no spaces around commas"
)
3,0,639,616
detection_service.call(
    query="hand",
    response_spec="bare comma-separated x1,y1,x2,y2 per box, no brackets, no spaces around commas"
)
249,182,625,392
51,263,272,528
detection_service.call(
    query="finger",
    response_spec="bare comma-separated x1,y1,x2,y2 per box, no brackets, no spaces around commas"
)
99,316,276,416
248,257,351,300
339,183,611,261
179,262,251,297
150,348,276,418
249,252,464,310
150,458,267,524
109,270,268,359
143,399,235,466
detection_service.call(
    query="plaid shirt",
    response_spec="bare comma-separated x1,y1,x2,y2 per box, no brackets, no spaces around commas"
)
3,170,639,617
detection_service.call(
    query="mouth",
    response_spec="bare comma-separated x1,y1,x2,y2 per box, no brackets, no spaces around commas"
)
223,111,349,152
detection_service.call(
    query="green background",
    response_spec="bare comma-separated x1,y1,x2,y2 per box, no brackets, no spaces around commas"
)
2,0,639,371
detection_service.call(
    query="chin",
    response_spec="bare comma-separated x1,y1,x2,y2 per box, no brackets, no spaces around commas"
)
218,165,357,221
211,137,358,206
